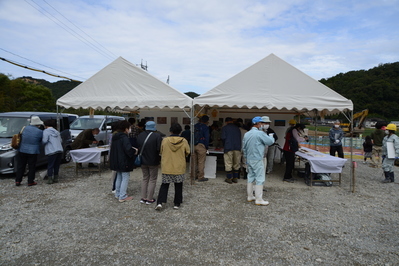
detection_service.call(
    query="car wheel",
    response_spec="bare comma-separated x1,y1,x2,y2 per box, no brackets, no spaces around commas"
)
62,147,72,163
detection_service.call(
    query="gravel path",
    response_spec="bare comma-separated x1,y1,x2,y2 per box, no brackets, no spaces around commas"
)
1,159,398,265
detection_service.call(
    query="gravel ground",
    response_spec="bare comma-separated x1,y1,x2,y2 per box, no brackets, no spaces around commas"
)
1,159,398,265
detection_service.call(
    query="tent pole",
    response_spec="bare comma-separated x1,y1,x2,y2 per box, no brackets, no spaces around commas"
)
350,109,354,192
190,106,195,185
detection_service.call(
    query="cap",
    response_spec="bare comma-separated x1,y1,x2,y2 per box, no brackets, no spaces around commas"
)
145,121,156,131
289,119,296,125
252,116,263,124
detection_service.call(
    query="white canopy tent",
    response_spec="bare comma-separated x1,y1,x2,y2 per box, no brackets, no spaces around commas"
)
56,56,192,112
193,53,355,190
193,53,353,114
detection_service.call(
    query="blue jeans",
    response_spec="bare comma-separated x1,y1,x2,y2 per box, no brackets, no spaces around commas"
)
115,172,130,200
246,159,265,185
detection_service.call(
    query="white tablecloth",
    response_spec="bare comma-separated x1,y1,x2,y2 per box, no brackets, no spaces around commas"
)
295,147,347,173
70,146,110,164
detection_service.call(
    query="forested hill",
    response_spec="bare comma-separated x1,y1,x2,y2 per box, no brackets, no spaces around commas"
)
319,62,399,120
14,61,399,120
19,77,81,99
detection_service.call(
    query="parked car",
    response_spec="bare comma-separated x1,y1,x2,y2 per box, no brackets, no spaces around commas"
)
69,115,125,145
0,112,73,175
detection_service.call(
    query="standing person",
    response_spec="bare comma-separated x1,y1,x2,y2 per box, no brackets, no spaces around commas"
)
42,119,63,184
285,119,297,135
236,118,248,179
155,123,190,210
283,123,308,183
221,117,242,184
180,125,191,144
128,117,140,147
15,116,44,186
362,135,373,164
109,120,138,202
381,124,399,183
329,120,344,158
370,121,387,168
193,115,210,182
261,116,278,174
137,121,162,204
242,116,274,206
210,123,223,149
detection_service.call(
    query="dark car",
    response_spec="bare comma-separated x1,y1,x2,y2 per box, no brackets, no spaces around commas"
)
0,112,74,175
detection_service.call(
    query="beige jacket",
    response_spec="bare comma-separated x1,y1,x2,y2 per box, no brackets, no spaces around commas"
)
160,136,190,175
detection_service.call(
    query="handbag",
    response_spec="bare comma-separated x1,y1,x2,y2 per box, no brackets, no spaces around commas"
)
11,126,25,149
134,132,153,167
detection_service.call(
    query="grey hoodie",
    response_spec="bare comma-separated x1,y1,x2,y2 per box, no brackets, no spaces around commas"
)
42,127,63,155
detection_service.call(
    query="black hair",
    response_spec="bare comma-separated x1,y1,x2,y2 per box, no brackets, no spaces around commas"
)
128,117,136,125
117,120,131,132
184,125,190,130
375,121,387,129
44,119,56,128
170,123,182,134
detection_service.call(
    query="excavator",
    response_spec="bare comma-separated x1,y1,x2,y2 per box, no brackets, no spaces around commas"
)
341,109,369,137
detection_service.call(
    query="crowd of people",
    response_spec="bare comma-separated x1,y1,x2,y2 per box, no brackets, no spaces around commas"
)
15,114,398,210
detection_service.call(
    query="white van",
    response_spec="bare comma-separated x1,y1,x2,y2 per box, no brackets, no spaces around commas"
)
69,115,125,145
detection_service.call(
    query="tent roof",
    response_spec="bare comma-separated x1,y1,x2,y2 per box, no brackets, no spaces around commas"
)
56,57,192,111
193,54,353,114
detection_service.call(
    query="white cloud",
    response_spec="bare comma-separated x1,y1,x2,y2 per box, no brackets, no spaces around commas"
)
0,0,398,94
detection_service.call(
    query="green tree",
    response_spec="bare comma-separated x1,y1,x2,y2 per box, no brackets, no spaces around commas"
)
0,74,55,112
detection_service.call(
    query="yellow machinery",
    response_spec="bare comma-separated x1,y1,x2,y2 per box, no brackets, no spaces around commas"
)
341,109,369,136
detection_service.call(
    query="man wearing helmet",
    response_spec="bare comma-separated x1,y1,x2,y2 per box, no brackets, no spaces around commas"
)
381,123,399,183
242,116,274,206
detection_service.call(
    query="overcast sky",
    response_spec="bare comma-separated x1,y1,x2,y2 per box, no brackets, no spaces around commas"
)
1,0,398,94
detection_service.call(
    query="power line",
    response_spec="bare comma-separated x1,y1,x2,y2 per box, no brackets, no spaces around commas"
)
0,57,82,82
42,0,117,58
0,48,86,80
25,0,115,61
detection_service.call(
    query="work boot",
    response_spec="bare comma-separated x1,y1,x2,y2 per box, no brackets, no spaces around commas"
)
53,175,59,183
390,172,395,183
247,182,255,202
225,171,233,184
254,185,269,206
232,171,239,182
382,172,391,183
47,176,53,185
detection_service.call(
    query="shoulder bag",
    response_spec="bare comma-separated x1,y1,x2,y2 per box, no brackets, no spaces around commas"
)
134,132,153,167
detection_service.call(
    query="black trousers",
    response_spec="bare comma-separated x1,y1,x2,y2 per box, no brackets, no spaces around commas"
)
283,150,295,180
157,182,183,206
330,145,344,158
47,153,62,177
16,152,38,184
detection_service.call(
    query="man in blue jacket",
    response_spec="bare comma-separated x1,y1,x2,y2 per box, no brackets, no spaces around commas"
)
221,117,242,184
15,116,44,186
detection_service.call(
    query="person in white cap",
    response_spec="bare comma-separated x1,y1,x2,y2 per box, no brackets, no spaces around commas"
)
15,115,44,187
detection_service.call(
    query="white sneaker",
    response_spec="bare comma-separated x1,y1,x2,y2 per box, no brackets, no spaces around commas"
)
363,161,366,164
173,205,179,210
155,204,162,211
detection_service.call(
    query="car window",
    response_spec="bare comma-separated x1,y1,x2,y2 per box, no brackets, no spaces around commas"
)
0,117,30,138
70,118,104,130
